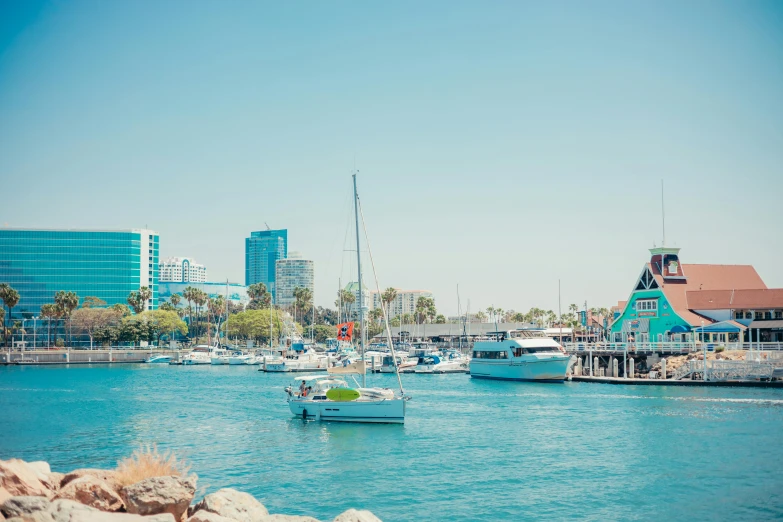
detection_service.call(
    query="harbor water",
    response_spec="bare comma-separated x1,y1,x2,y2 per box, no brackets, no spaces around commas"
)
1,364,782,521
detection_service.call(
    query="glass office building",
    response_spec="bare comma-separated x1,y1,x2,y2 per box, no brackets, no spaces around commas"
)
245,229,287,300
0,229,159,320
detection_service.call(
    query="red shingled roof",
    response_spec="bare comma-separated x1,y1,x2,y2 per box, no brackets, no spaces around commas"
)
650,263,767,326
686,288,783,310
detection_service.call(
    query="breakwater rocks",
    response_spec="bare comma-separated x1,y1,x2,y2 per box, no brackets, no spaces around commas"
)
0,459,381,522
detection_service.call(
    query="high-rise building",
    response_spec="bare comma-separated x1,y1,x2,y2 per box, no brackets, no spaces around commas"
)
0,228,159,320
343,281,371,320
275,253,314,307
245,229,287,300
159,257,207,283
370,288,434,318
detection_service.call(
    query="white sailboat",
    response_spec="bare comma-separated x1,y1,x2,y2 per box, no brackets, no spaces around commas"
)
285,173,409,423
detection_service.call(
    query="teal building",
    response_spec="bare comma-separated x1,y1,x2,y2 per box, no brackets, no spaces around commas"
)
245,229,287,301
0,228,159,320
609,247,767,343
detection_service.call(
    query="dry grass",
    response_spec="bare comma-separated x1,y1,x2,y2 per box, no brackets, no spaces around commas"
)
115,444,191,487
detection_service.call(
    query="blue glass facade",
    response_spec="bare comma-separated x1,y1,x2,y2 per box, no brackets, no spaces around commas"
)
245,229,287,300
0,229,159,320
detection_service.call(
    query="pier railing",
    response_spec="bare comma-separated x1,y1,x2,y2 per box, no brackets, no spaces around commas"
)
563,342,783,354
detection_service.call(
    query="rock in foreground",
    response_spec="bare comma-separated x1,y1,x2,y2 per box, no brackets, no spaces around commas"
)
121,475,196,521
191,488,268,522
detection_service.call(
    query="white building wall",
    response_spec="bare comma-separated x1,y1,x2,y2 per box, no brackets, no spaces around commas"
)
369,289,433,318
159,257,207,283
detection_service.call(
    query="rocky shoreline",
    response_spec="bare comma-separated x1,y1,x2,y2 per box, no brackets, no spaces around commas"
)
0,459,380,522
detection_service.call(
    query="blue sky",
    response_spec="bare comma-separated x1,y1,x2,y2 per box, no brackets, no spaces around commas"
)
1,1,782,315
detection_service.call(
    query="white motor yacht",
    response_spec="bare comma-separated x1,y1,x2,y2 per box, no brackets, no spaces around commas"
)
265,349,330,372
210,348,231,365
469,330,571,382
433,350,470,373
285,374,406,423
228,353,254,365
145,354,171,364
181,346,212,365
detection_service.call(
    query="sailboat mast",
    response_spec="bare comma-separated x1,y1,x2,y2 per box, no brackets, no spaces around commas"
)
352,173,366,388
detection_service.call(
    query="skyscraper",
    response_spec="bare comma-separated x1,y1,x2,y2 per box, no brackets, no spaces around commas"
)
275,253,314,307
245,229,287,300
0,228,159,320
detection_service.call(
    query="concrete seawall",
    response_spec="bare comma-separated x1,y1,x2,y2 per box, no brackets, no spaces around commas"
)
1,349,183,365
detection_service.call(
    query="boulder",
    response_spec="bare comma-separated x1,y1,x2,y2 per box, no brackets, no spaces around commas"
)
48,499,175,522
1,496,51,518
42,474,65,494
57,475,124,512
0,460,54,499
120,476,196,521
260,515,319,522
25,464,51,477
191,489,267,522
60,470,122,493
333,509,382,522
186,511,236,522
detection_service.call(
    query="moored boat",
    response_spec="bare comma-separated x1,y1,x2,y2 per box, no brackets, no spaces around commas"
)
469,330,571,382
145,354,172,364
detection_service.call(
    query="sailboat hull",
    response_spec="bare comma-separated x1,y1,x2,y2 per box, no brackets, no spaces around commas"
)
288,397,405,424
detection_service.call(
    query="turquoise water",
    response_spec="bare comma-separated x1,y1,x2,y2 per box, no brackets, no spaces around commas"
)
1,365,782,521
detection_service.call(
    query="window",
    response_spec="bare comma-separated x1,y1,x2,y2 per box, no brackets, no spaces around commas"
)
775,311,782,319
755,312,763,320
637,299,658,312
746,312,753,319
764,312,772,320
735,311,744,320
472,350,508,359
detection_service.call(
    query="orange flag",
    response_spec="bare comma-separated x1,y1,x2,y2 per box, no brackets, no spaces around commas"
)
336,322,354,341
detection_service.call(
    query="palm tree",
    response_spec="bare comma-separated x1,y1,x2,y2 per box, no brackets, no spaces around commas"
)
293,287,313,322
495,308,504,325
54,291,79,347
182,286,197,334
193,289,208,338
335,289,355,322
381,287,397,317
170,293,181,308
138,287,152,311
485,306,495,324
247,283,271,309
40,303,58,348
0,284,20,348
475,310,487,323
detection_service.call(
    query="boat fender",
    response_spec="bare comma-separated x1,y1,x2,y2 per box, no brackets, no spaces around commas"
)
302,408,307,419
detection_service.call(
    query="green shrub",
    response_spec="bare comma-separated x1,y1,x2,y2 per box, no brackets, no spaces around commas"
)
715,346,725,353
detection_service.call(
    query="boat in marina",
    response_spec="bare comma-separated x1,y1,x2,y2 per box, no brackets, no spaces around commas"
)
378,354,417,373
285,374,405,423
265,349,330,372
284,173,408,423
469,330,571,382
433,350,470,374
228,353,254,365
181,346,212,365
145,354,172,364
210,348,231,365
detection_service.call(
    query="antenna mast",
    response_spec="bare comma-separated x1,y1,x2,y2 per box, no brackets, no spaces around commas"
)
352,172,366,388
661,179,666,247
